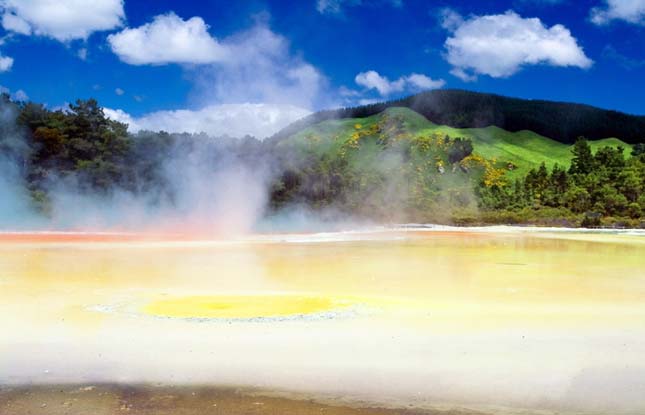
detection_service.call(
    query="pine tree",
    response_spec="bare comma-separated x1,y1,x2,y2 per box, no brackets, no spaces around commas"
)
569,137,594,175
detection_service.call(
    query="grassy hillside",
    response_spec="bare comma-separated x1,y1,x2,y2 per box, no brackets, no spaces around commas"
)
280,107,633,180
272,107,487,220
270,106,643,226
271,89,645,145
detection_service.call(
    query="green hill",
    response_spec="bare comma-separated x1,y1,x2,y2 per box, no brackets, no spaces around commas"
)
271,89,645,145
278,107,633,180
270,107,482,220
267,106,642,225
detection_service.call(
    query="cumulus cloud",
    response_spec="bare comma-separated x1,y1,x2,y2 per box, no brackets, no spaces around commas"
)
355,71,405,96
107,13,327,110
442,10,592,81
354,70,445,96
0,54,12,71
104,103,310,139
0,0,124,41
191,22,328,110
405,73,446,90
590,0,645,25
107,15,327,136
107,12,228,65
1,11,30,34
317,0,402,15
114,87,124,96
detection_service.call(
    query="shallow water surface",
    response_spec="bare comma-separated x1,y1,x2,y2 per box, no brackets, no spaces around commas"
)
1,228,644,413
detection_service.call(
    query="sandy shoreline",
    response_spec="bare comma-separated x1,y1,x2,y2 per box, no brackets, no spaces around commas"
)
0,224,643,241
0,384,486,415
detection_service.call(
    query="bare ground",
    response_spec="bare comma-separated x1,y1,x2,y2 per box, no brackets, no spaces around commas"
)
0,385,487,415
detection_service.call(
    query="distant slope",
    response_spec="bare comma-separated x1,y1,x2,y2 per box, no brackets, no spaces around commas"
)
280,107,632,179
271,107,486,219
270,89,645,145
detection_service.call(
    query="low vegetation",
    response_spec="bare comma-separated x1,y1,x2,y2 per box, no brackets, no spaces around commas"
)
479,139,645,227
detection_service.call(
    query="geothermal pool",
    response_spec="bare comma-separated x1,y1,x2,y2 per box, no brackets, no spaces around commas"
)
1,228,645,414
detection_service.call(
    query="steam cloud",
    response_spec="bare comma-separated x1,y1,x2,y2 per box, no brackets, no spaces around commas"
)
0,99,273,235
0,96,480,235
0,102,42,228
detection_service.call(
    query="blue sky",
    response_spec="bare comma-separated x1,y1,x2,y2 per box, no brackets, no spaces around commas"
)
0,0,643,137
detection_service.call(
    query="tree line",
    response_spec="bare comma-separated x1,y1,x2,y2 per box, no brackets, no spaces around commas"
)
478,139,645,226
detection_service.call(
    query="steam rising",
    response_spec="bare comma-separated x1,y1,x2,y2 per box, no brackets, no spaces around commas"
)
49,155,267,236
0,103,484,235
0,19,344,236
0,98,274,235
0,103,42,228
104,103,311,138
0,96,474,234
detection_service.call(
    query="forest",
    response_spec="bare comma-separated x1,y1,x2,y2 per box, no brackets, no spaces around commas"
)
478,139,645,227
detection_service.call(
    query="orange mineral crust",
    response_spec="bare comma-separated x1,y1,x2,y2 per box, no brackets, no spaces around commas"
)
0,231,224,243
0,229,485,244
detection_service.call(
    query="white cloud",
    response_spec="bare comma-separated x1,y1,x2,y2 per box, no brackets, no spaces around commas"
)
77,47,87,60
0,85,29,100
1,11,30,34
115,87,124,96
405,73,446,90
0,0,125,41
107,13,328,110
108,16,328,130
317,0,402,15
355,70,405,96
590,0,645,25
317,0,357,14
338,86,361,97
104,103,310,139
443,10,592,81
358,98,379,105
439,8,463,31
354,70,445,96
0,54,13,71
12,89,28,101
107,12,228,65
191,23,329,110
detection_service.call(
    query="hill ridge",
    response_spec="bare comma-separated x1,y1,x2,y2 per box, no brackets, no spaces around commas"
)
269,89,645,145
276,106,632,180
